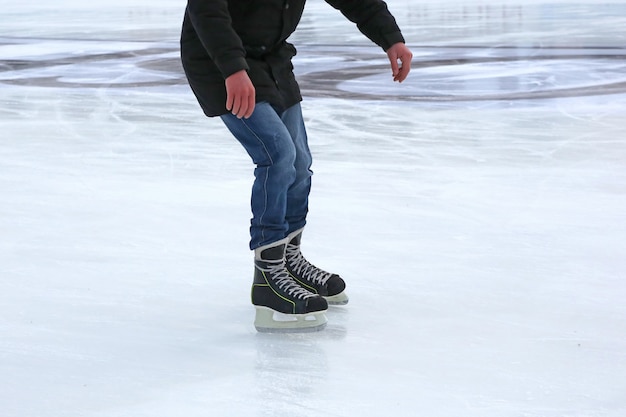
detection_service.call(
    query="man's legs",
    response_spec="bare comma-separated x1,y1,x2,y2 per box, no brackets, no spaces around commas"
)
276,106,349,305
280,103,313,236
221,102,312,249
221,102,327,332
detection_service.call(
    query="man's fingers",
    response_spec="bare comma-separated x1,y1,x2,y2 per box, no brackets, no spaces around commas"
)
224,70,256,118
389,55,399,77
226,92,234,111
231,95,242,117
394,55,412,82
243,95,255,119
228,93,255,119
387,43,413,82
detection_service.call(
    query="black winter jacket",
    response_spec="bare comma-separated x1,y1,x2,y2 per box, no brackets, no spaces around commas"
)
180,0,405,117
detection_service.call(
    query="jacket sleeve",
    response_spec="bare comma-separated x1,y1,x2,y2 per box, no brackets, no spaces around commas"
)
324,0,405,51
185,0,249,78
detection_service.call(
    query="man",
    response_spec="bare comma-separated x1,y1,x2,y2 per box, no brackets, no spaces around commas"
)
180,0,412,332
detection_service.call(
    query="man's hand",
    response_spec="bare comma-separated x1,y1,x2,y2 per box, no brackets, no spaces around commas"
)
225,70,256,118
386,42,413,83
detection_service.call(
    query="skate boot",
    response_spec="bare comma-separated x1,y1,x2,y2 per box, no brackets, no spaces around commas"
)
252,239,328,333
285,229,349,305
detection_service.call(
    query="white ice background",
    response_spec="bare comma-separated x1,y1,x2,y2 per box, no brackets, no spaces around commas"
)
1,1,625,416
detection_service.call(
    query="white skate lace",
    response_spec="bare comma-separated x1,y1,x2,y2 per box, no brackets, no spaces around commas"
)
285,245,332,286
260,259,315,300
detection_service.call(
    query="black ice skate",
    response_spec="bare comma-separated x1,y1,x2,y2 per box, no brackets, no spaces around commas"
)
285,229,349,305
251,239,328,332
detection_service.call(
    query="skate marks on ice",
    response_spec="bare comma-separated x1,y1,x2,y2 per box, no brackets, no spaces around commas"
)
1,37,626,104
0,38,181,89
296,45,626,102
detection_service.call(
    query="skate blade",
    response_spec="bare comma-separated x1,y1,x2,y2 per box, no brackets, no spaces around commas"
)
325,291,349,305
254,307,328,333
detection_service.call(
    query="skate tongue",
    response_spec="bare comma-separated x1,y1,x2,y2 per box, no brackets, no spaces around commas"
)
255,239,289,261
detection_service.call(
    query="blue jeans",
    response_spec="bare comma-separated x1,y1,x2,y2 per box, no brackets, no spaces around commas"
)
221,102,313,250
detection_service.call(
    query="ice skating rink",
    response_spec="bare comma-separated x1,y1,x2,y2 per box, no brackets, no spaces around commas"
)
1,1,625,416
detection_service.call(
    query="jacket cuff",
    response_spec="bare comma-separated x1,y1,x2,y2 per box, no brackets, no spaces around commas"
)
216,56,250,79
380,31,406,51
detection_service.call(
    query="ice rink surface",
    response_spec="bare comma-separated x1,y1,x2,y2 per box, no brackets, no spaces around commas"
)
1,1,625,416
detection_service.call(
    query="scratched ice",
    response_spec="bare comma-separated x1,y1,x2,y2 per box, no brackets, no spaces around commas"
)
1,1,625,416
